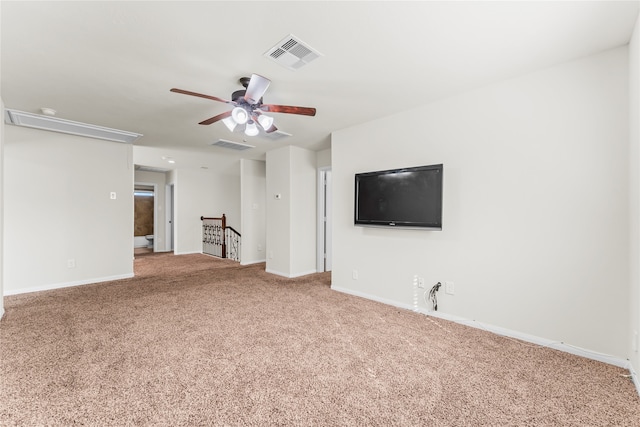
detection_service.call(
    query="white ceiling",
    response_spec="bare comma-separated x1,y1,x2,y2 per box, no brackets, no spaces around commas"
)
2,1,639,166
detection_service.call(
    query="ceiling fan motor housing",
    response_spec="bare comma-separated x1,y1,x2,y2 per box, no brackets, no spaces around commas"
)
231,89,246,103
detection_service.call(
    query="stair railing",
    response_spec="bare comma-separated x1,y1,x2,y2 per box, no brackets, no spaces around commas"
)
201,214,241,262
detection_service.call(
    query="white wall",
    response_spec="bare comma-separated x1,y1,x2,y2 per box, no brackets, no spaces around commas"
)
4,126,134,294
317,148,331,169
332,47,630,359
134,170,167,251
240,159,266,265
0,98,4,318
266,146,317,277
291,147,317,276
629,14,640,377
173,166,240,255
266,147,291,275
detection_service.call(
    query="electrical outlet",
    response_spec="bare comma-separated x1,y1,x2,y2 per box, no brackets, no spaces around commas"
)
110,192,117,200
268,251,274,259
352,270,359,280
445,281,455,295
67,259,76,268
418,277,425,288
257,244,263,251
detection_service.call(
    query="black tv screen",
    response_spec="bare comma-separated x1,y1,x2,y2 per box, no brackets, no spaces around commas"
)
354,164,443,229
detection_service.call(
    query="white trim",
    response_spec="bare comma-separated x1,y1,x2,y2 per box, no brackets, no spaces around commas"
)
331,285,636,380
427,310,630,368
4,273,135,296
165,183,175,252
0,308,4,320
266,268,318,278
630,362,640,396
332,285,415,311
241,259,266,266
316,167,332,273
175,250,201,256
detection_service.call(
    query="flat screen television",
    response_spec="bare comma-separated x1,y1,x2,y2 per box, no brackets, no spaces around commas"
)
354,164,443,230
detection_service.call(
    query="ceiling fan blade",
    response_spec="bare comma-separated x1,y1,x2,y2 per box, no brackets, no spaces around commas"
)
170,88,235,105
199,110,232,125
260,104,317,116
244,74,271,105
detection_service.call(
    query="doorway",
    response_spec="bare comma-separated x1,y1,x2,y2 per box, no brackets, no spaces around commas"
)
134,183,157,254
317,168,332,272
166,183,175,252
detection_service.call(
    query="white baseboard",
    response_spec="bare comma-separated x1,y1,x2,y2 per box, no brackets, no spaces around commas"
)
331,285,637,393
4,273,135,296
331,285,415,311
265,268,318,279
173,250,201,256
240,259,266,266
630,362,640,396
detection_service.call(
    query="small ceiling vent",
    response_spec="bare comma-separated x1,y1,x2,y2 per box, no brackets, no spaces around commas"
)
263,130,292,140
264,34,322,71
135,165,170,173
210,139,255,151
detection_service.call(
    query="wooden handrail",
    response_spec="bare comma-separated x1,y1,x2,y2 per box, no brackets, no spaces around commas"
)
201,214,226,226
226,226,241,237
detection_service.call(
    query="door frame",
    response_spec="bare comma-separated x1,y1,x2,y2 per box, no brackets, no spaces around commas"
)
134,181,158,251
165,183,175,252
316,167,332,272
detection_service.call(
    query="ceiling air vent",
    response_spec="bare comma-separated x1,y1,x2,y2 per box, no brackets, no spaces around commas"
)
4,109,142,144
135,165,171,173
263,130,292,141
210,139,255,151
264,34,322,71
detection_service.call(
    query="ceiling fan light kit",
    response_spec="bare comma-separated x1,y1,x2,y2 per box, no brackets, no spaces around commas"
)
257,114,274,130
222,116,237,132
170,73,316,138
245,121,259,137
231,106,249,125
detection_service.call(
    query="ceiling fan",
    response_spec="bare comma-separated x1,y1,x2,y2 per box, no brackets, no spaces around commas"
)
170,74,316,136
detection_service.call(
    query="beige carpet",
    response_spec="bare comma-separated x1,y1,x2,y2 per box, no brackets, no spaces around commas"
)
1,252,639,426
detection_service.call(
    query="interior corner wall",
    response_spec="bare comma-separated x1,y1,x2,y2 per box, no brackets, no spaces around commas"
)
172,165,240,255
629,13,640,376
265,146,317,277
316,147,332,169
332,46,630,359
240,159,266,265
3,126,134,295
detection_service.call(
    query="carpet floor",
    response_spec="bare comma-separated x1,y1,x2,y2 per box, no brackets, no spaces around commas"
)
1,252,639,426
